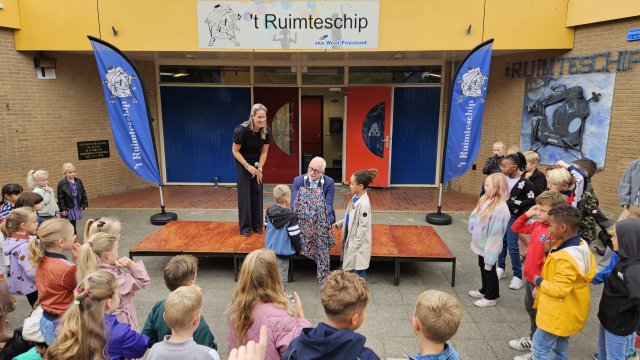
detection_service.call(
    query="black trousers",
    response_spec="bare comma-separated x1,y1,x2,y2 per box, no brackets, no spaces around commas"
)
478,255,500,300
236,162,263,234
26,290,38,308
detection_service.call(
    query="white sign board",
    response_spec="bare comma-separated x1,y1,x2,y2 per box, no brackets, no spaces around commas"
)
197,1,379,50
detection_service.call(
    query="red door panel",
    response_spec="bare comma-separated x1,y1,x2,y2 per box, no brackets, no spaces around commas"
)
253,87,299,183
301,96,323,160
345,87,391,187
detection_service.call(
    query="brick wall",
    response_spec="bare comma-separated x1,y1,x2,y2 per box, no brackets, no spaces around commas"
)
0,28,160,200
450,17,640,217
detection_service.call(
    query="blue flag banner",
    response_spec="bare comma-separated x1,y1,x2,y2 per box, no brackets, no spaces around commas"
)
443,40,494,183
88,36,161,185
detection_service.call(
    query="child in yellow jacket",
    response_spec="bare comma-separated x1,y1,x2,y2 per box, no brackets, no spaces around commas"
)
532,204,596,359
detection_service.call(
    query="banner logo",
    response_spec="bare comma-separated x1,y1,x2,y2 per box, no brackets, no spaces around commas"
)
205,4,241,47
459,67,488,102
104,66,138,104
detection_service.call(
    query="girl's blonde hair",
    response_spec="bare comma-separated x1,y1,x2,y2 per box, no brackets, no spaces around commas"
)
228,249,290,347
28,218,73,267
0,207,36,238
62,163,76,174
45,271,116,360
241,103,268,140
84,217,121,240
76,233,118,283
26,169,48,189
547,168,575,188
473,173,509,220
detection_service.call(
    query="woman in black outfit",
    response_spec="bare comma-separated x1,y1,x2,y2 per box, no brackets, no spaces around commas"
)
231,104,270,236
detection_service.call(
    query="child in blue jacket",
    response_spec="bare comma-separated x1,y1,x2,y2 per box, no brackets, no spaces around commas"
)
264,184,301,287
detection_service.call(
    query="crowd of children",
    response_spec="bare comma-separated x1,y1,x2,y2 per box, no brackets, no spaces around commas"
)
0,153,637,359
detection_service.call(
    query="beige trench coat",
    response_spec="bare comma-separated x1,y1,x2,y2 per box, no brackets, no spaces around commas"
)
335,192,372,271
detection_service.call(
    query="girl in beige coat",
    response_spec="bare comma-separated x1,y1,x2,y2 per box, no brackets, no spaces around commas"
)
333,169,377,280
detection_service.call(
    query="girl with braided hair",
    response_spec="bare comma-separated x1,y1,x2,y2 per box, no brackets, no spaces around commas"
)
45,270,149,360
334,169,377,280
496,153,536,290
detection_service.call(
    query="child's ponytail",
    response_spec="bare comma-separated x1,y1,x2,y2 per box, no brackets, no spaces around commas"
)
84,217,121,240
26,170,37,189
1,207,36,238
29,218,72,267
45,271,115,360
75,233,117,283
353,168,378,189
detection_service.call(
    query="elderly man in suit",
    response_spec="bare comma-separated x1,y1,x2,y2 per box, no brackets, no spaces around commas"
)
291,156,336,224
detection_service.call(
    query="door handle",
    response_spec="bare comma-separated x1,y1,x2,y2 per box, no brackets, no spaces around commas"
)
382,136,390,148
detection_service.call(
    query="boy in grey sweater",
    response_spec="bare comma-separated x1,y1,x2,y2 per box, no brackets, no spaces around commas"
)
147,285,220,360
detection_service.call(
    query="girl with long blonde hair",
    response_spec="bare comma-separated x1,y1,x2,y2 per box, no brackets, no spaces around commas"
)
45,270,149,360
76,230,150,331
228,249,309,360
1,207,39,306
468,173,511,308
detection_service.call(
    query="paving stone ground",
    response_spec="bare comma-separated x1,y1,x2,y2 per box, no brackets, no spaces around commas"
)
9,209,606,359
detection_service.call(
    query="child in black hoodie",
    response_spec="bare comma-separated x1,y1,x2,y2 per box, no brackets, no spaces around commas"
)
282,270,379,360
265,185,301,288
596,219,640,360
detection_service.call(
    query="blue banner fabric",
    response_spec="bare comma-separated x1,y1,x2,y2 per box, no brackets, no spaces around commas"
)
89,37,161,185
443,40,494,183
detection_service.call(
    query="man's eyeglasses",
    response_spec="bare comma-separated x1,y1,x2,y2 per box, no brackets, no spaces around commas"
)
308,166,324,175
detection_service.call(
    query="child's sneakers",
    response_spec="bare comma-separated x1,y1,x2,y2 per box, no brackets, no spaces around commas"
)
513,353,533,360
509,336,532,351
497,267,506,280
473,298,496,307
509,277,524,290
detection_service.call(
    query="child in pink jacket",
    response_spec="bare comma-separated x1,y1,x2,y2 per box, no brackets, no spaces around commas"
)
228,249,310,360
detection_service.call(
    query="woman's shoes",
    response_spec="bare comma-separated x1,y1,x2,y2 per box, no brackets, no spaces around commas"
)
241,231,251,237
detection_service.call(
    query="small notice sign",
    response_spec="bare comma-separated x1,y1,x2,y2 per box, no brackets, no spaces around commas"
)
627,29,640,41
77,140,110,160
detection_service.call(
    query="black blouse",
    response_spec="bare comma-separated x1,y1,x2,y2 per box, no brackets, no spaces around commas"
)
233,125,271,164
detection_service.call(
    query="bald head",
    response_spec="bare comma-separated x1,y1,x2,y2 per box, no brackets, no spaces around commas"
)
308,157,326,181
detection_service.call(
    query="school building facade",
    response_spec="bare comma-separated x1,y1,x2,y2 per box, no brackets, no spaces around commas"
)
0,0,638,216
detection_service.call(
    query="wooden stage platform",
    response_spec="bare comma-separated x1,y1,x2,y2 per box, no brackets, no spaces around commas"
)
129,221,456,286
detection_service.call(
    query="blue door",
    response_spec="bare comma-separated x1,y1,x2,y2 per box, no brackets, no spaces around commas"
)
160,86,250,183
391,87,441,184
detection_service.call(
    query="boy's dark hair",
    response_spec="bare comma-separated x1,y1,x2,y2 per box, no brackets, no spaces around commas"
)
573,158,597,178
549,204,581,231
164,255,198,291
15,192,44,208
1,183,23,200
320,270,370,324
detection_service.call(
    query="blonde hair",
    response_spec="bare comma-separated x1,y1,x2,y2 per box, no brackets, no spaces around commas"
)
493,142,504,150
507,145,520,155
0,207,36,238
321,270,370,324
26,169,49,189
84,217,121,240
273,184,291,204
45,271,116,360
473,173,509,220
164,285,202,331
535,190,567,207
228,249,290,347
164,255,198,291
414,290,462,344
75,233,118,283
241,103,268,140
29,218,73,267
547,168,574,187
523,150,540,165
62,163,76,174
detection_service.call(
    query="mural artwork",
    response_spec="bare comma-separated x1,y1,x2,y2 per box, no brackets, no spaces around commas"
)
520,73,616,168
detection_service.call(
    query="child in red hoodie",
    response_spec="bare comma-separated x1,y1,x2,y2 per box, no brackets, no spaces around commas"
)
508,190,567,359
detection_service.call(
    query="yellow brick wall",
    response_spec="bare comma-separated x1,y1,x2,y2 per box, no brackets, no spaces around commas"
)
0,28,160,200
451,17,640,218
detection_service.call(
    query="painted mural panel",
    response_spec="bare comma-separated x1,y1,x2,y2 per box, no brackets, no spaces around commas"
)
520,73,615,168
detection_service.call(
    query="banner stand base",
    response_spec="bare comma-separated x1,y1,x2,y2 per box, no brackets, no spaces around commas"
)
426,212,452,226
150,211,178,226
